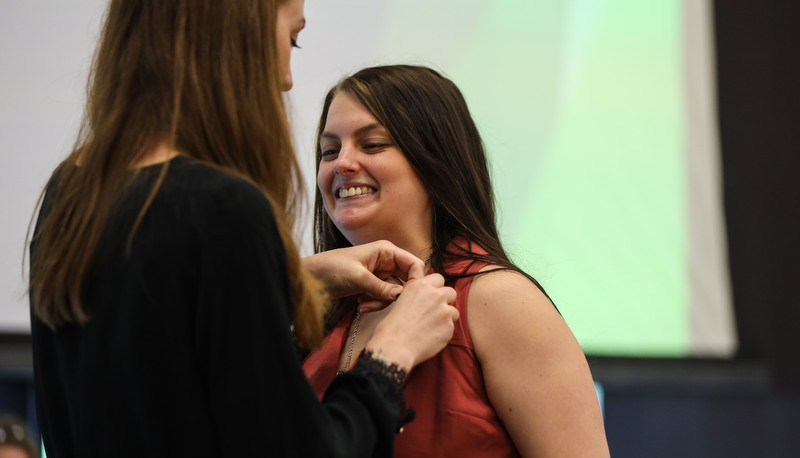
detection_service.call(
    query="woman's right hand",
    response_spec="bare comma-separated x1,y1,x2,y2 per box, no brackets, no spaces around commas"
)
301,240,425,301
362,273,458,373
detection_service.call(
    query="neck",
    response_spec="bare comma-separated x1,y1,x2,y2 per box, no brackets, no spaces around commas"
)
406,244,434,271
345,233,432,266
132,141,180,169
395,241,433,267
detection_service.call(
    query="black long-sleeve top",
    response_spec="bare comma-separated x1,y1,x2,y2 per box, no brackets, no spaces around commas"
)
31,156,403,457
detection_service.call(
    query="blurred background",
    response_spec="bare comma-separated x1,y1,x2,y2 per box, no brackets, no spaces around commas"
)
1,1,798,456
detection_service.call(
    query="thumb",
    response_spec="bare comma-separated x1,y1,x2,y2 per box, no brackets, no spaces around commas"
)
365,274,404,301
371,278,403,301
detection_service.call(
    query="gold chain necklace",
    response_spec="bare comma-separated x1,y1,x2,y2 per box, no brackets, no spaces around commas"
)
336,251,433,374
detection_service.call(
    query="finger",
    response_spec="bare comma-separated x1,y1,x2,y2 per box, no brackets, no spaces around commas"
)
403,261,425,281
364,278,403,302
444,286,457,306
449,305,460,322
363,274,404,302
357,300,392,314
421,272,446,287
376,280,388,298
372,241,424,281
357,291,396,313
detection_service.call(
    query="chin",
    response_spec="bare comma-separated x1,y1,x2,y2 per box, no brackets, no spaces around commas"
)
280,75,293,91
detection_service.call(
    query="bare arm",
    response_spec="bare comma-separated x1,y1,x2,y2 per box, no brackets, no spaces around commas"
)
469,269,610,457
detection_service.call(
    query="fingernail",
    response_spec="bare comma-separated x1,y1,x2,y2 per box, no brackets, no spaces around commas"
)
391,286,402,299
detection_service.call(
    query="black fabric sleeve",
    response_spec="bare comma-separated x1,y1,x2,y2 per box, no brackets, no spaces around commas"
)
192,180,405,457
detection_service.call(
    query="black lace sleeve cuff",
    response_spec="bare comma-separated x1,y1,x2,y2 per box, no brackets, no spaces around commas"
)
349,349,416,432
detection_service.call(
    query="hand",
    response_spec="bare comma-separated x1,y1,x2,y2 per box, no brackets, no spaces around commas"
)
357,276,404,313
363,273,459,372
302,240,424,301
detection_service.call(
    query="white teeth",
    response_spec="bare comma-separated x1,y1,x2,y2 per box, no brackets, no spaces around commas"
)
339,186,375,198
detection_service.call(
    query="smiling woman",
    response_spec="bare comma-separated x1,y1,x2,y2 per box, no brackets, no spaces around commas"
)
304,65,610,457
317,93,432,248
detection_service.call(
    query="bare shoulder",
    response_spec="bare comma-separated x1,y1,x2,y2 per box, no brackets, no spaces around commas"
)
467,266,561,327
467,266,610,456
467,265,574,364
468,266,551,306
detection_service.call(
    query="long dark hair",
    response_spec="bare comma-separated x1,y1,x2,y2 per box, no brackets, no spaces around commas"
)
29,0,327,349
313,65,549,327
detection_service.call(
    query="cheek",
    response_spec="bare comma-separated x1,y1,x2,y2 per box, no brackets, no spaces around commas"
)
317,165,333,200
273,23,292,89
316,166,327,192
394,164,426,196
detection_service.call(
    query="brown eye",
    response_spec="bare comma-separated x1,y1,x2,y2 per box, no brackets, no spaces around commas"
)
320,148,338,160
363,143,389,152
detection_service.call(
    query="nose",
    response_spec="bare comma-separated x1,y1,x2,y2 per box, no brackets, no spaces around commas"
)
333,146,360,175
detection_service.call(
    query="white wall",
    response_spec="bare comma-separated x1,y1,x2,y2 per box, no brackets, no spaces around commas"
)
1,1,108,331
0,0,410,332
0,0,477,332
0,1,734,358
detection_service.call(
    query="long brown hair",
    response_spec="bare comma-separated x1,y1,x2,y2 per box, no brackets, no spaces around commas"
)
313,65,551,327
29,0,326,349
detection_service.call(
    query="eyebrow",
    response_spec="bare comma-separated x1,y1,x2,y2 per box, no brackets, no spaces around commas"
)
320,122,385,141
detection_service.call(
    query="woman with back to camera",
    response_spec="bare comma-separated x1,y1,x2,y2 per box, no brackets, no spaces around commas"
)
303,65,610,457
28,2,459,457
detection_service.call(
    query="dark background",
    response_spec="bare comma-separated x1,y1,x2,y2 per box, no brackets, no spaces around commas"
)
597,2,800,456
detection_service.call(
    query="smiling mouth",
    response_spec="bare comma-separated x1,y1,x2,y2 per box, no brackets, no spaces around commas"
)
338,186,376,198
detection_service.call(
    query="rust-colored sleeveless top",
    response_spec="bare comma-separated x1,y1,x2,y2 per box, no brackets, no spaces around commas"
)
303,244,520,457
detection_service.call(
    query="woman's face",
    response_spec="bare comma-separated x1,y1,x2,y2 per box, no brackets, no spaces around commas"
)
275,0,305,91
317,92,432,250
